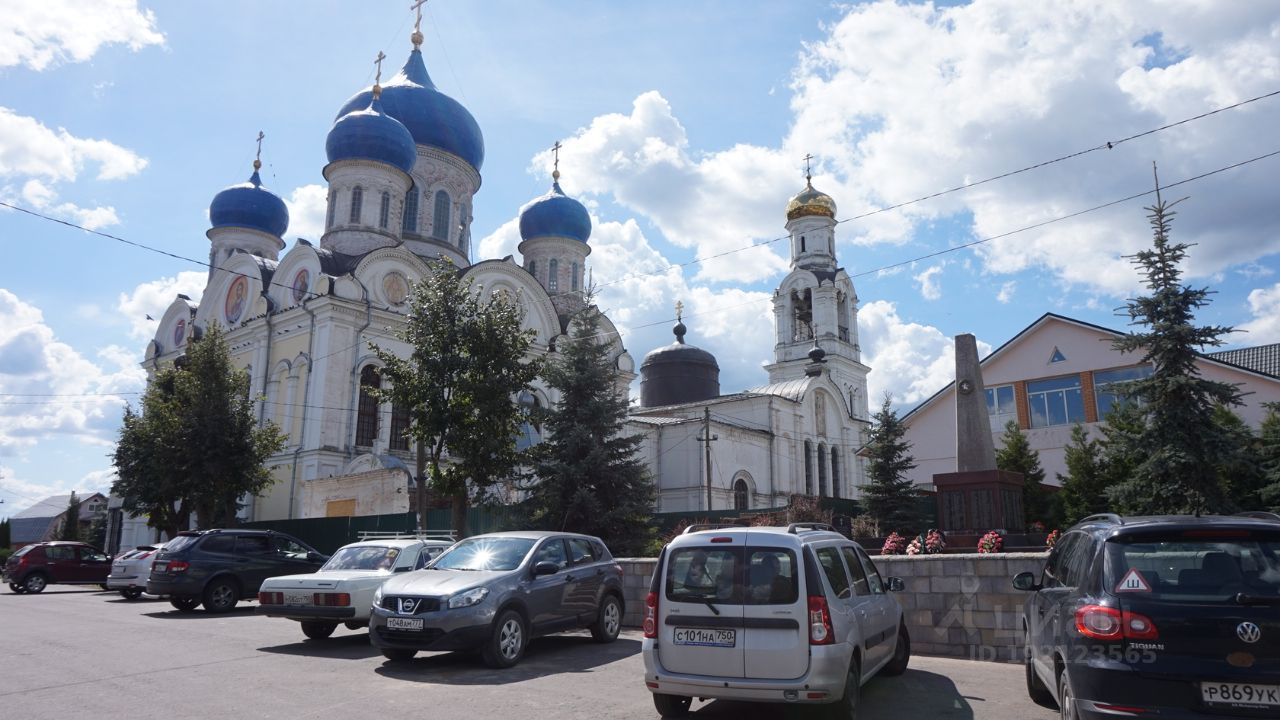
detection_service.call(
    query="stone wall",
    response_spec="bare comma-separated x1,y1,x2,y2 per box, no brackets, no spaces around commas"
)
617,553,1048,663
873,552,1046,662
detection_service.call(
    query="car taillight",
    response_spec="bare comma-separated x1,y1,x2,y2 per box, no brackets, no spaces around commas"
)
809,595,834,645
314,593,351,607
1075,605,1159,641
259,591,283,605
167,560,190,573
642,591,658,639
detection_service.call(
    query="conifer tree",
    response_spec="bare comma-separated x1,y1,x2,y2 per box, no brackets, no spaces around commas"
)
1257,404,1280,512
1214,406,1262,509
529,303,654,556
861,396,922,534
60,492,81,541
996,420,1051,526
1057,424,1107,526
1108,174,1242,515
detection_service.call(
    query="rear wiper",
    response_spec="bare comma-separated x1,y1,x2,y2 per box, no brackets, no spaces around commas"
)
1234,593,1280,606
703,600,720,616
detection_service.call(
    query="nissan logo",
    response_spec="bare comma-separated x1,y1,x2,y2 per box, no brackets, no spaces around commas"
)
398,598,418,615
1237,622,1261,644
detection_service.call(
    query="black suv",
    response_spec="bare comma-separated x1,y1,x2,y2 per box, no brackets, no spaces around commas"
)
147,529,327,613
1013,512,1280,719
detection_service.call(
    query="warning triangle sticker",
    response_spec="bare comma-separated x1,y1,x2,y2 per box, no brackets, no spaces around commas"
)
1115,568,1152,593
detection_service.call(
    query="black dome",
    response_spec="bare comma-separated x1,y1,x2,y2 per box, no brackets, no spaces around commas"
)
639,320,720,408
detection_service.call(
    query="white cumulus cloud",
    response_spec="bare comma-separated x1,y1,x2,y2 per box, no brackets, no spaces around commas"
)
1238,283,1280,345
0,0,164,71
914,265,944,300
116,271,207,342
283,184,328,244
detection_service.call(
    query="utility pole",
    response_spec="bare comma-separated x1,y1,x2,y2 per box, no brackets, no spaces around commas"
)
699,407,718,511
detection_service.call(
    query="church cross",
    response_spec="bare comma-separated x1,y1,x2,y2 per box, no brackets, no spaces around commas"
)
411,0,428,33
551,140,562,179
254,131,265,170
803,153,814,182
675,300,683,322
373,51,386,85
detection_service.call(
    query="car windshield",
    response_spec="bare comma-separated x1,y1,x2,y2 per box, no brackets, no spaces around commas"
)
1106,532,1280,603
432,537,535,571
321,545,401,572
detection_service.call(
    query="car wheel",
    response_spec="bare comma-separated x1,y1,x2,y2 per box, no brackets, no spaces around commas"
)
380,648,416,662
822,655,861,719
9,582,27,594
480,609,527,669
1058,669,1077,720
652,694,692,718
202,578,239,613
882,626,911,676
590,594,622,643
1025,632,1056,708
120,588,144,601
170,595,201,612
22,573,48,594
301,621,337,640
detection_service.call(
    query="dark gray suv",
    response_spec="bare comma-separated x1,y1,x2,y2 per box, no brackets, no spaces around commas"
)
368,531,625,667
147,529,326,613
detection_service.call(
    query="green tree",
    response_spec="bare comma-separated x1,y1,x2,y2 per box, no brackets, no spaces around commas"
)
1109,180,1242,515
861,396,922,534
60,492,81,541
528,304,655,556
996,420,1052,526
1257,404,1280,512
112,322,285,533
372,259,541,537
1057,424,1108,526
1213,406,1263,509
0,517,10,548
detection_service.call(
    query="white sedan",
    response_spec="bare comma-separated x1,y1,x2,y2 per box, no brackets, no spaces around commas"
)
257,538,452,639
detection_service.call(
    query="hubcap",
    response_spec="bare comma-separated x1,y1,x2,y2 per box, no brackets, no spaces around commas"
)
212,585,233,607
27,576,45,592
499,619,523,659
604,602,620,635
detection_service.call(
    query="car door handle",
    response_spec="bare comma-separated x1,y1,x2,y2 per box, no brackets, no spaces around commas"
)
564,574,575,582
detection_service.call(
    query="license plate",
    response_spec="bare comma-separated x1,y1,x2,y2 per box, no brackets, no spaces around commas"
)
284,592,312,606
673,627,736,647
387,617,424,631
1202,682,1280,708
154,562,167,572
113,564,125,573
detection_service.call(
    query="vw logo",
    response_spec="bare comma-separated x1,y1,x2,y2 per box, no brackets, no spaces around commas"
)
1237,622,1261,644
398,598,418,615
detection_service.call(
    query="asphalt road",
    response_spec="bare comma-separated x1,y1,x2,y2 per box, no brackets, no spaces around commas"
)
0,588,1057,720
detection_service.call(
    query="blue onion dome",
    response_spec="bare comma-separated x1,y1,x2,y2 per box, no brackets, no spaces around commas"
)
786,177,837,221
209,160,289,237
325,89,417,174
335,48,484,172
518,173,591,243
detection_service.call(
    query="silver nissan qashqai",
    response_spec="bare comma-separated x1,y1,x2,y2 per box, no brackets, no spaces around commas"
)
642,523,910,718
368,530,625,667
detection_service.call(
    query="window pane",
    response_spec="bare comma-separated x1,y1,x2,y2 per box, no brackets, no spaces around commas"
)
666,548,740,603
815,547,851,599
1047,390,1068,426
841,547,869,596
997,385,1014,411
1027,375,1080,394
1064,387,1085,423
1029,393,1049,428
745,549,797,605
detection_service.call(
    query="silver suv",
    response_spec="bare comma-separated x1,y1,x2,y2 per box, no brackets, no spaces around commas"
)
368,531,625,667
641,523,909,718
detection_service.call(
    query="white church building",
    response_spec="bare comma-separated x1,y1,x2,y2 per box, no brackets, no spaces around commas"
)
129,16,874,530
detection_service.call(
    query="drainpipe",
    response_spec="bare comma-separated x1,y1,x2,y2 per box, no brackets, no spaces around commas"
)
287,289,320,520
256,296,277,425
767,396,776,504
343,280,374,462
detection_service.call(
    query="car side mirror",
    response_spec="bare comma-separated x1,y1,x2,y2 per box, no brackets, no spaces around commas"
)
533,561,560,577
308,552,324,563
1012,571,1040,592
885,576,905,592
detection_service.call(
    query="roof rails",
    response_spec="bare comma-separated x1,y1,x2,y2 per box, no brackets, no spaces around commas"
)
356,530,457,542
787,522,837,534
1234,511,1280,522
681,523,744,535
1078,513,1124,526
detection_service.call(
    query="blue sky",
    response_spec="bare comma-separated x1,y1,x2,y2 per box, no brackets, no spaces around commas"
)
2,0,1279,516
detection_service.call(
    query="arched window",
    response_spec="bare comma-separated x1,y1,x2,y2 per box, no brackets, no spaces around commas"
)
378,192,391,229
354,366,380,447
800,235,806,253
458,201,470,249
571,262,579,291
733,478,749,510
803,440,813,495
432,190,450,240
548,258,559,291
389,399,410,451
349,186,363,224
326,190,337,229
528,260,537,279
818,444,828,497
402,185,418,233
831,451,841,499
515,391,541,450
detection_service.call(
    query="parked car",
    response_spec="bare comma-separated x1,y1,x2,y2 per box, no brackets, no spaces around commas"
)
147,529,327,613
1014,512,1280,719
258,536,454,639
368,531,625,667
641,523,909,718
4,541,113,594
106,542,167,600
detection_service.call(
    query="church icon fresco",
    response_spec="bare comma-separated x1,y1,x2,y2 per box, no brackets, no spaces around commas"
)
173,319,185,347
292,269,310,304
383,271,409,306
225,275,248,325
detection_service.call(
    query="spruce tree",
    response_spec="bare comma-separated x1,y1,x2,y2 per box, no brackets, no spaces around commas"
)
1109,176,1242,515
1057,424,1107,526
529,304,655,556
996,420,1051,526
1213,406,1262,509
861,396,922,534
60,492,81,541
1257,404,1280,512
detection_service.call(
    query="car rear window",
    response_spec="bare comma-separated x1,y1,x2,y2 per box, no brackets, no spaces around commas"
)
665,546,798,606
163,535,200,553
322,545,399,571
1106,532,1280,603
13,545,34,557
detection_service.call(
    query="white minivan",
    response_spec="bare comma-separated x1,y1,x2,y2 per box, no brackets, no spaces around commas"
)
641,523,909,718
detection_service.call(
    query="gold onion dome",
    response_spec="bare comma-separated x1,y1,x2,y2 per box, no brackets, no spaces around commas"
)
786,179,837,221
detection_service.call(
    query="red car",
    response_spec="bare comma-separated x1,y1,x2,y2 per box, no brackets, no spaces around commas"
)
4,541,112,594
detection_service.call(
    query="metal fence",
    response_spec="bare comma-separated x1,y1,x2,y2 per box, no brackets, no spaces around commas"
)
241,505,532,554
